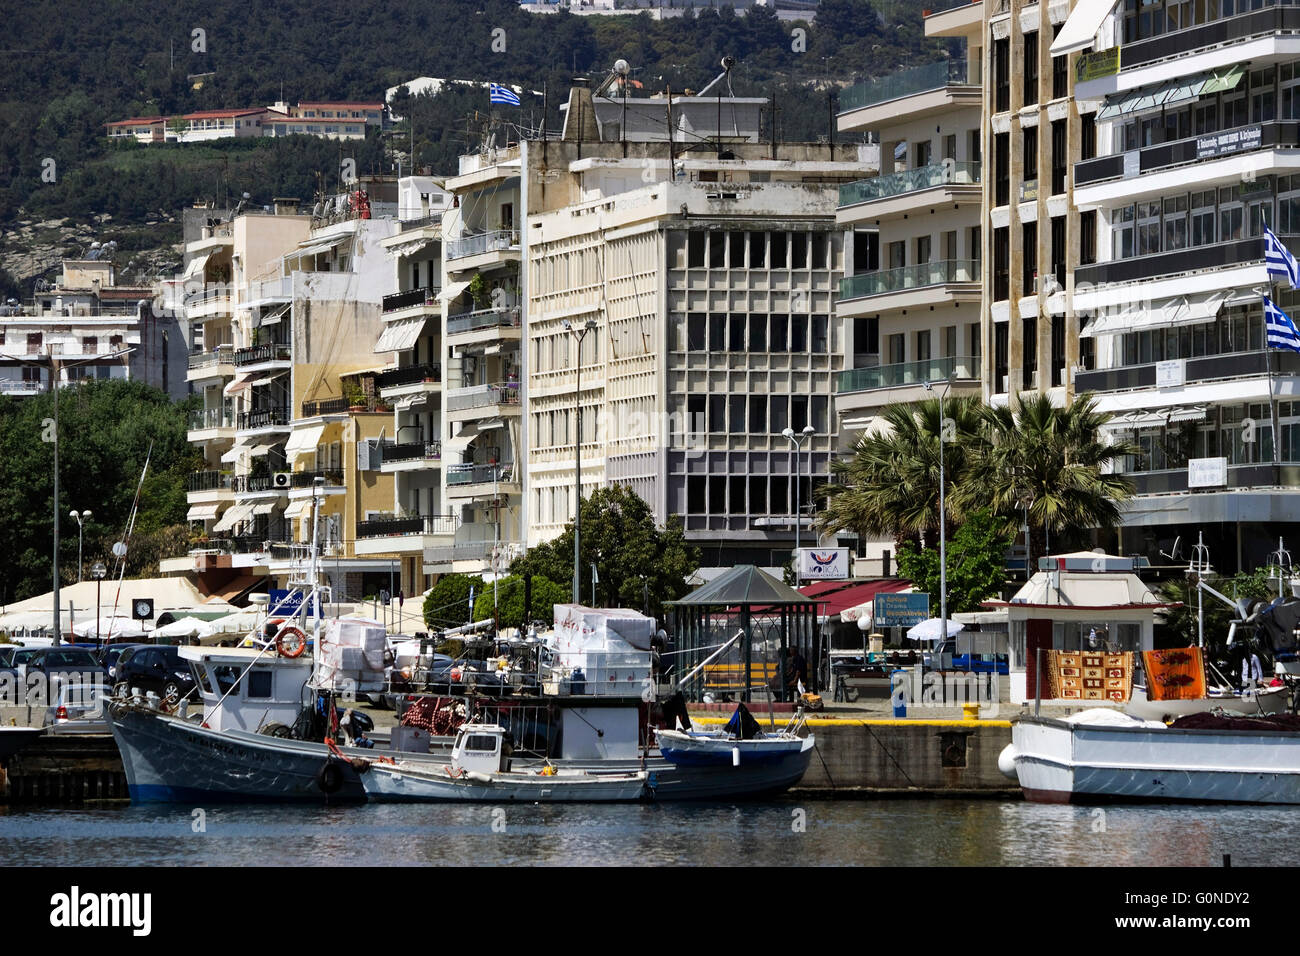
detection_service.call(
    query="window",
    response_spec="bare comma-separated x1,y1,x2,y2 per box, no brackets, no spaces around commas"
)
749,396,767,433
749,314,767,351
770,233,787,268
1219,185,1244,242
790,315,808,351
1051,38,1068,100
1022,222,1038,294
1081,113,1096,161
1163,196,1188,251
993,36,1010,113
1023,31,1039,106
888,241,906,271
915,235,932,266
812,315,828,353
1111,205,1135,260
995,133,1010,206
709,233,726,268
791,233,808,269
1080,210,1097,265
810,233,828,269
687,314,706,350
888,333,905,365
1251,67,1276,124
993,227,1009,302
729,395,746,432
853,231,878,274
688,233,705,267
749,232,766,267
710,394,725,432
729,232,746,268
994,323,1009,393
1191,190,1216,246
247,670,273,699
791,395,809,430
709,313,726,351
915,140,933,168
1050,216,1066,287
1137,201,1161,256
729,314,746,351
1022,126,1038,183
1050,120,1067,195
916,330,931,362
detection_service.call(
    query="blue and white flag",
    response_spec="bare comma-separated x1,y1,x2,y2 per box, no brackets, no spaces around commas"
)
1265,225,1300,289
489,83,521,107
1264,295,1300,352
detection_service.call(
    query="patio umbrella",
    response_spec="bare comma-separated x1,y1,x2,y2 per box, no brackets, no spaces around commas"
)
151,616,214,640
907,618,964,642
72,616,149,640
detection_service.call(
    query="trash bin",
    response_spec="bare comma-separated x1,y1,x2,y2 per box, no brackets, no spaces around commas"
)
891,668,908,718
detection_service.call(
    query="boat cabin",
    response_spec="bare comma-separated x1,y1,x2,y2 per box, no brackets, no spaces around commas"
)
450,723,512,774
180,645,314,732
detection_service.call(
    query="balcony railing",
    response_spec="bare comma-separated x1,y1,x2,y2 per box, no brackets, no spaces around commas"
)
237,407,290,430
187,470,233,492
446,382,520,412
230,475,279,493
1076,349,1300,394
382,439,442,463
447,463,515,486
376,363,441,389
1115,3,1300,73
446,229,520,260
382,285,440,313
1123,462,1300,497
397,212,443,231
1076,122,1295,188
839,161,980,207
446,306,522,336
188,406,234,430
183,286,231,309
234,343,292,367
839,59,976,114
923,0,982,15
301,397,349,417
290,469,344,488
837,355,980,393
187,346,234,370
1075,234,1299,288
250,276,293,302
839,259,979,300
357,513,459,539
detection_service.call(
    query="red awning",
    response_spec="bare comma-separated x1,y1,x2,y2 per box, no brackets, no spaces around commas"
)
798,579,912,619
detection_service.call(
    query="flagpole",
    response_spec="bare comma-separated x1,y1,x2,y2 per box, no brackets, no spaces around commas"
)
1268,218,1281,465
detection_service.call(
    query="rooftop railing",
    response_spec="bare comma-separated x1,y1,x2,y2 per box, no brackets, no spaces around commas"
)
839,59,976,114
837,355,980,393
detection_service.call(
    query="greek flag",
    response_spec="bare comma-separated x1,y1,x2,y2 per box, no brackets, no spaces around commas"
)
1264,295,1300,352
1265,225,1300,289
489,83,521,107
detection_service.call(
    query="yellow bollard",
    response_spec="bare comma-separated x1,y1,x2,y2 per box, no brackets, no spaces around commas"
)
962,702,980,721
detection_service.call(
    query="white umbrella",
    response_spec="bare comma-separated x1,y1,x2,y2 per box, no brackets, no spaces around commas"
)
906,618,964,642
72,616,148,640
151,616,214,640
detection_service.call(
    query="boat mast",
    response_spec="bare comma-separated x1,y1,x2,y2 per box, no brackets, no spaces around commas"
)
1190,533,1211,649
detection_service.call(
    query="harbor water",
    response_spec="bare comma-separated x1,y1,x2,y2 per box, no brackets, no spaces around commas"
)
0,798,1292,867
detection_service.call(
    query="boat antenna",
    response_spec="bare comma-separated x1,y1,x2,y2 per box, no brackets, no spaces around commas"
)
108,441,152,627
1268,537,1293,599
1188,532,1212,649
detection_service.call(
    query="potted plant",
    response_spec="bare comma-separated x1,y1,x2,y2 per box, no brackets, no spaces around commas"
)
344,381,367,412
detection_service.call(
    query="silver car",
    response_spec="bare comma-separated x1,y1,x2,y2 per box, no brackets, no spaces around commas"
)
42,682,111,735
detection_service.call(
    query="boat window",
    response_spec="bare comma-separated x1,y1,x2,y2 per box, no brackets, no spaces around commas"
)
463,735,499,752
212,665,241,696
191,662,212,694
246,670,273,699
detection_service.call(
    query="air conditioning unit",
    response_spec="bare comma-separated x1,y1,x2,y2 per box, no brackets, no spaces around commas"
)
273,472,292,489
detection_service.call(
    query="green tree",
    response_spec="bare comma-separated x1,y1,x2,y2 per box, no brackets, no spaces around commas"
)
422,573,484,630
472,574,568,631
510,484,698,620
895,510,1013,615
815,395,983,544
1159,568,1275,650
958,393,1137,559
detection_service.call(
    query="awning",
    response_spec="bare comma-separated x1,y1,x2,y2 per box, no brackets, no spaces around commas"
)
387,236,437,259
286,238,348,263
374,316,427,353
184,252,211,280
260,303,290,326
247,442,276,458
1201,64,1246,96
251,501,279,516
439,279,472,304
247,370,288,389
1098,67,1244,121
444,417,502,454
1080,293,1223,338
220,443,249,464
187,503,222,521
394,393,430,411
285,424,326,461
1103,406,1208,431
1051,0,1120,56
224,373,253,396
212,503,254,533
282,499,311,519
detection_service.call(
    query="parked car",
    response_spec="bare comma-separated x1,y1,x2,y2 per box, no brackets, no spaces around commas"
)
99,643,148,682
0,646,15,668
43,681,111,734
1,646,108,681
114,644,198,701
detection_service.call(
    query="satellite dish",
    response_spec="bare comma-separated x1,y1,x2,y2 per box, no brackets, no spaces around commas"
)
112,541,127,558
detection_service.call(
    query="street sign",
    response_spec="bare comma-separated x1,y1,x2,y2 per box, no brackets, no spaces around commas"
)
797,548,850,580
873,592,930,628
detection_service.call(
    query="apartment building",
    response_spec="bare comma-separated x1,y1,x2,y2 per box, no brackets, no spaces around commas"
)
1058,0,1300,569
106,101,384,145
833,21,985,566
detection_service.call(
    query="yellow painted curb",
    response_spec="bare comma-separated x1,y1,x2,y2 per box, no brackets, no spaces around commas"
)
690,716,1013,729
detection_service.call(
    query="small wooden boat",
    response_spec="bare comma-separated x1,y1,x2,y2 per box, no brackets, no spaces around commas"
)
654,703,815,770
360,723,648,802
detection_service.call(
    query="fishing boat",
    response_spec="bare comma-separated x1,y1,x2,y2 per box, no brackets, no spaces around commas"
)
360,723,648,803
1003,708,1300,805
655,702,814,785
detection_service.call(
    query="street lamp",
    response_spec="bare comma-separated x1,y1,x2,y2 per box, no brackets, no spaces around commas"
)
563,318,598,605
91,560,107,649
781,423,816,586
70,509,92,582
923,372,957,635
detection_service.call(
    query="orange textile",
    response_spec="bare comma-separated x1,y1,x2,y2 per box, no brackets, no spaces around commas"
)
1142,647,1207,701
1047,650,1133,702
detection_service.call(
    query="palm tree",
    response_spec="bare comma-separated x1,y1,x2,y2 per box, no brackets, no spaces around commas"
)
814,395,983,544
957,392,1136,561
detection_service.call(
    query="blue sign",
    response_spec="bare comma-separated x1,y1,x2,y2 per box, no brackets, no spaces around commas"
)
874,593,930,628
268,590,305,616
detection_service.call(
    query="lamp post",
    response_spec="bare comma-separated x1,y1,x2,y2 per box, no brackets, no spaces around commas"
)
923,372,957,635
781,424,816,586
563,318,598,605
91,560,107,649
70,509,92,582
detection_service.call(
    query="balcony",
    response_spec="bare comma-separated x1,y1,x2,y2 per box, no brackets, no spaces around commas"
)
301,397,349,417
838,59,979,127
358,514,458,539
229,475,280,494
381,439,442,466
376,363,441,390
186,346,235,381
1111,3,1300,75
183,286,232,319
0,380,43,396
924,0,984,37
446,307,522,349
382,285,441,314
838,161,980,214
397,212,443,231
837,355,981,394
1123,462,1300,497
446,462,519,497
290,469,344,488
248,276,293,305
446,382,521,421
236,407,290,431
1076,122,1296,194
1074,235,1294,288
234,343,292,368
188,406,234,436
1076,349,1300,394
838,259,980,309
187,470,234,493
446,229,520,262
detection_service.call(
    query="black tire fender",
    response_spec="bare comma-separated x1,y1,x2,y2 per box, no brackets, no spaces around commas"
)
316,760,344,794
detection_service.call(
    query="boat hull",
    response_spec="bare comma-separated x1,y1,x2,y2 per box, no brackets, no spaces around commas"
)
1012,716,1300,805
363,765,648,802
1125,684,1289,721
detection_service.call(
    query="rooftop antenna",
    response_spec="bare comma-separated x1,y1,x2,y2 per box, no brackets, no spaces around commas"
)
698,55,736,159
1269,536,1294,598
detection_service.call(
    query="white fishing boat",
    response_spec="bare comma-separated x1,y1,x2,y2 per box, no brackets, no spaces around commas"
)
655,703,814,771
361,723,648,803
1003,708,1300,805
1126,682,1289,721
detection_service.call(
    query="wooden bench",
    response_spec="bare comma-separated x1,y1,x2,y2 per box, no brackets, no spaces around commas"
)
702,661,782,693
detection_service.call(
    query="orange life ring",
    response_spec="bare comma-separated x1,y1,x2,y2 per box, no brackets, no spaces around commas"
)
276,625,307,658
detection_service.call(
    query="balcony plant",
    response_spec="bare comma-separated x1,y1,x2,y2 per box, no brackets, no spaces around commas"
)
467,272,490,309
